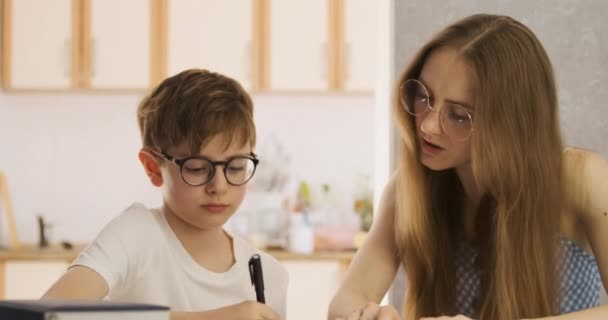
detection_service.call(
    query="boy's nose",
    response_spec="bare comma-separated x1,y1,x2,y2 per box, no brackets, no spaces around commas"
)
204,169,229,194
419,107,443,135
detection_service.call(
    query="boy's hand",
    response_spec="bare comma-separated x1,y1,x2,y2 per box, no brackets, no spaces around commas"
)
336,302,401,320
232,300,280,320
172,301,279,320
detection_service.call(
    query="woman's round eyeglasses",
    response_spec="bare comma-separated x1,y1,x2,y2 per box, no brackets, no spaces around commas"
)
400,79,474,141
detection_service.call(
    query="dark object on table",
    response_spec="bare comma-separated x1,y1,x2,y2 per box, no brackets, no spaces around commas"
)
60,241,73,250
0,299,170,320
37,215,48,248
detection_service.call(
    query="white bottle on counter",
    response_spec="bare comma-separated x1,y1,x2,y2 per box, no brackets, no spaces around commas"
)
288,213,315,254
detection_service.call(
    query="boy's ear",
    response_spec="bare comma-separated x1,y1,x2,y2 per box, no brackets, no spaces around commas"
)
138,149,163,187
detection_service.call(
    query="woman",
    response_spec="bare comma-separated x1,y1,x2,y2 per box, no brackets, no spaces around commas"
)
329,14,608,320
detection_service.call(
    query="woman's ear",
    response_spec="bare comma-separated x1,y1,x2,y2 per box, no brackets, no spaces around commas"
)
138,149,163,187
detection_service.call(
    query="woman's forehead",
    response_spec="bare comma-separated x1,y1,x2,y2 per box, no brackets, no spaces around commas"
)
419,48,475,105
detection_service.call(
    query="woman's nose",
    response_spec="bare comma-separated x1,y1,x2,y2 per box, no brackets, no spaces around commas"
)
419,107,443,135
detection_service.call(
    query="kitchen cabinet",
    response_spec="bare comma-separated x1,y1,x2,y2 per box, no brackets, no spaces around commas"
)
2,0,77,89
262,0,376,92
84,0,152,89
166,0,254,90
2,0,160,91
343,0,376,92
2,0,376,92
267,0,328,91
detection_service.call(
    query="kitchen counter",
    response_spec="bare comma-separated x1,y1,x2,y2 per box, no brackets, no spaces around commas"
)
0,244,356,299
0,244,356,262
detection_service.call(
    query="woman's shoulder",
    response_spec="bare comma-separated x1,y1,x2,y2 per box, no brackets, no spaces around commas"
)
561,147,608,215
383,171,399,201
563,146,605,163
562,147,606,186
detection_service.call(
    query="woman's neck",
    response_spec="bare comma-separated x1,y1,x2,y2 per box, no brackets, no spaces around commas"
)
456,164,483,240
456,164,482,206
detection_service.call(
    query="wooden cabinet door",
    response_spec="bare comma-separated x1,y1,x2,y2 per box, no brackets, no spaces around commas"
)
3,0,77,89
269,0,328,91
167,0,253,90
344,0,376,92
85,0,151,89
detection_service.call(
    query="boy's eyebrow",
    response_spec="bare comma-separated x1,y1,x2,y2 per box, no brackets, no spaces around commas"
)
184,152,254,160
418,78,475,110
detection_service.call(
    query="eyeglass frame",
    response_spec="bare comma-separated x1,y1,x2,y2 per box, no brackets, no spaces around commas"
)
399,78,475,141
149,149,260,187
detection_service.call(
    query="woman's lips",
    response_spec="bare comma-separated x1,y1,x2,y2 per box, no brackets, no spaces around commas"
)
420,138,444,155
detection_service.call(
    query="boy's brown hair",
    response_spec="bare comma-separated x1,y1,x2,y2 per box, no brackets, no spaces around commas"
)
137,69,256,155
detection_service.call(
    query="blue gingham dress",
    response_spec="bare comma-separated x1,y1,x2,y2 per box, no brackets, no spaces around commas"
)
455,238,602,316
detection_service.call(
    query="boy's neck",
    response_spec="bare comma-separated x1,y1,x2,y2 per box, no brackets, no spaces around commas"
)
162,204,235,272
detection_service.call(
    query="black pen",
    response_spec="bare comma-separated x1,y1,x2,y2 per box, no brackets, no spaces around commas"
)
248,254,266,303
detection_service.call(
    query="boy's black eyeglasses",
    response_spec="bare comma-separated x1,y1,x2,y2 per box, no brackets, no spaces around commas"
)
149,149,259,186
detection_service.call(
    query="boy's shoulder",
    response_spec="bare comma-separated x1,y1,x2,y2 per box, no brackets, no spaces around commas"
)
101,202,163,238
257,250,287,275
113,202,160,223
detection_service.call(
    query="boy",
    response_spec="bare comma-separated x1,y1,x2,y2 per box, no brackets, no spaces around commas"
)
43,69,288,320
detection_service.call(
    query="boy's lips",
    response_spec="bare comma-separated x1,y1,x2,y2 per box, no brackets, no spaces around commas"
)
201,204,229,214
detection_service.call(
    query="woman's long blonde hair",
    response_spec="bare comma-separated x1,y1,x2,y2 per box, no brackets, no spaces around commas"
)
393,14,563,320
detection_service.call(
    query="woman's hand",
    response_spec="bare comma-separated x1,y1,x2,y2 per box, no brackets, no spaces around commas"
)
336,302,401,320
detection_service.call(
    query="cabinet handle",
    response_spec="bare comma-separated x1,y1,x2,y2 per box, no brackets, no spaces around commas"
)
245,42,251,82
345,42,351,80
320,42,327,79
90,39,96,78
63,39,71,78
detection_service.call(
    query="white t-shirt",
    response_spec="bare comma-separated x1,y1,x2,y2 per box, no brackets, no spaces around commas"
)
72,203,288,319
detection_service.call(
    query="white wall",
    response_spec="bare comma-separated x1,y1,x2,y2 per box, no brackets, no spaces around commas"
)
0,92,374,245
